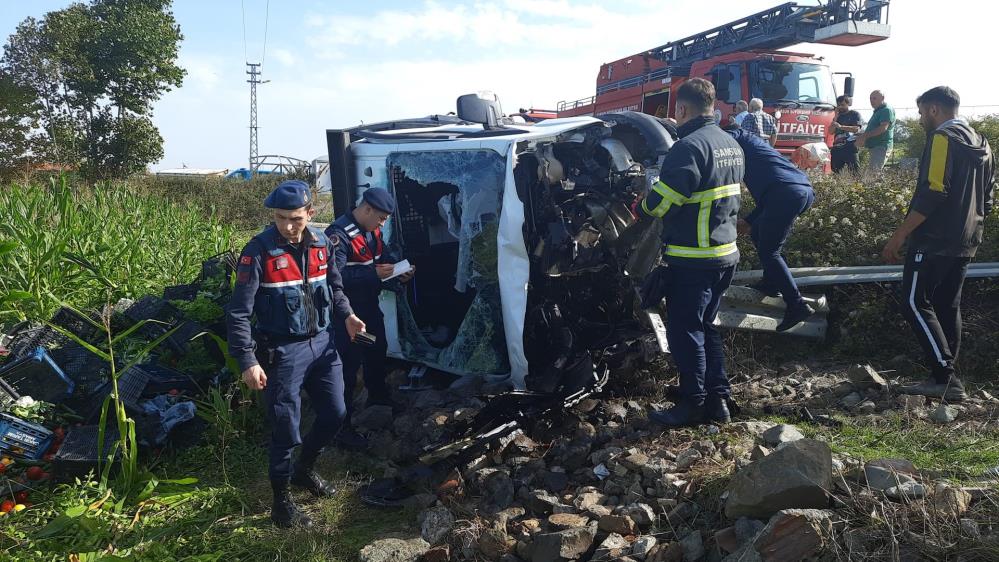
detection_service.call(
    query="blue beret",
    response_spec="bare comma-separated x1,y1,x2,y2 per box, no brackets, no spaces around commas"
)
264,180,312,210
362,188,396,214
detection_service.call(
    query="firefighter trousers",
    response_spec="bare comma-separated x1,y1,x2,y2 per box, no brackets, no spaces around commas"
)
901,250,971,382
665,264,736,405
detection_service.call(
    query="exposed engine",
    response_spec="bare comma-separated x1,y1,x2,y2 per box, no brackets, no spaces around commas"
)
518,112,675,393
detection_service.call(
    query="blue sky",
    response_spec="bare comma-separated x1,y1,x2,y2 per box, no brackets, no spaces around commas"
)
1,0,993,171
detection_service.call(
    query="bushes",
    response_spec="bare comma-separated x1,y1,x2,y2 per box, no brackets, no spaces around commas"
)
896,114,999,161
0,178,235,321
128,174,334,233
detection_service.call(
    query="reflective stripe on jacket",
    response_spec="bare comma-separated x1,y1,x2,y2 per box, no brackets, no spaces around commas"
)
641,115,745,268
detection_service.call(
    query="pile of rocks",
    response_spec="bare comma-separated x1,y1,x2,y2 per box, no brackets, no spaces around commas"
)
354,364,998,562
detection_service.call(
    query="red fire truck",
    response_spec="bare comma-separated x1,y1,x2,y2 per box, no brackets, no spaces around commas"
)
557,1,891,158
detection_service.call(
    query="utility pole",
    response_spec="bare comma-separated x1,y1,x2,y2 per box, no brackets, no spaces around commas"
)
246,62,262,171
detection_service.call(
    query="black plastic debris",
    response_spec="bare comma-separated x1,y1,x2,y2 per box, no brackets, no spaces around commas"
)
49,307,104,346
138,363,206,396
52,424,119,482
0,347,75,404
162,283,200,302
0,378,19,409
81,367,150,423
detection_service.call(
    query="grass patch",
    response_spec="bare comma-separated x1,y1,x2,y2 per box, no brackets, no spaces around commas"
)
2,438,417,561
780,413,999,480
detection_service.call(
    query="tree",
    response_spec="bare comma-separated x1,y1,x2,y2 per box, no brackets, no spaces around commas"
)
0,0,185,180
0,70,44,181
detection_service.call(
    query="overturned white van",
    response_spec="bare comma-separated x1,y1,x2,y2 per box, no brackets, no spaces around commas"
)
325,93,676,391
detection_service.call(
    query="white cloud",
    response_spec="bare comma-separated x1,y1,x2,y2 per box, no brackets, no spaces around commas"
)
270,48,296,67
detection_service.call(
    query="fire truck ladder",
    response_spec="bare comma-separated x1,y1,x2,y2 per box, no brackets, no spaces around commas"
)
651,0,891,76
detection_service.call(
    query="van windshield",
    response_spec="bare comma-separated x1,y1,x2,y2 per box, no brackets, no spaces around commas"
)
752,61,835,105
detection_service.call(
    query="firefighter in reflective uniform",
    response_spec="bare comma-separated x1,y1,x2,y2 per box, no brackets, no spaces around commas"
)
327,188,414,450
639,78,745,427
227,180,366,528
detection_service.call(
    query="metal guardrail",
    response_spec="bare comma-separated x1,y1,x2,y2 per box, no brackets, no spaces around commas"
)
733,262,999,286
717,262,999,339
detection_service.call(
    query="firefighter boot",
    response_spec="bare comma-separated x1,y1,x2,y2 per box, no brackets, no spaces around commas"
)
705,394,732,424
271,480,313,528
291,452,336,498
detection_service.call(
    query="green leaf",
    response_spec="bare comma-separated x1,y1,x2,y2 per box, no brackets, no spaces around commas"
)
65,504,87,518
46,321,111,362
1,290,32,300
34,515,76,538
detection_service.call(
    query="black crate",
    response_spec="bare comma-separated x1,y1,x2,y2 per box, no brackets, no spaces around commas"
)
50,307,104,346
81,367,149,423
0,378,19,409
138,363,206,396
200,251,238,282
52,424,119,482
163,283,200,302
6,323,70,361
0,347,75,404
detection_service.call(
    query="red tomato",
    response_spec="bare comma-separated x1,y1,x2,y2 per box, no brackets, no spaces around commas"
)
43,453,54,463
40,472,49,481
0,464,6,475
25,466,44,481
14,491,28,504
0,500,13,513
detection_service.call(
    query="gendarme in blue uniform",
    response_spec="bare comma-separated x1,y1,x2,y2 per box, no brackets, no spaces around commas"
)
641,114,744,422
226,190,354,488
728,128,814,311
326,188,400,424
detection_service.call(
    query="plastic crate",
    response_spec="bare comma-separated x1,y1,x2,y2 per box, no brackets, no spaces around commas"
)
52,424,119,482
81,367,149,423
0,413,54,459
6,324,70,361
200,251,238,282
138,363,206,396
0,347,75,404
166,320,205,352
163,283,200,302
50,307,104,346
0,378,20,409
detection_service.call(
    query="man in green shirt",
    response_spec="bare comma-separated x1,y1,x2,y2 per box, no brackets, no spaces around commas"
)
855,90,895,171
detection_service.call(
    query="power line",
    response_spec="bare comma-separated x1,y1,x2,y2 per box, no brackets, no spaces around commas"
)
240,0,248,63
261,0,270,66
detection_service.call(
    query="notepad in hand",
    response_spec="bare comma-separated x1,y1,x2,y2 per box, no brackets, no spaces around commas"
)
383,259,414,281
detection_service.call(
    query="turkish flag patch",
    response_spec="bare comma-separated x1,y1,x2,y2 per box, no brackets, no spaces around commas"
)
240,255,252,265
275,257,289,270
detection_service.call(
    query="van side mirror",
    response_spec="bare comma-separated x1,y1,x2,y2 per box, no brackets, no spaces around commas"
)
457,92,503,129
844,76,855,97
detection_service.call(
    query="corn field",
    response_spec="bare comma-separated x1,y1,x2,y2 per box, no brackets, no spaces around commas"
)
0,179,236,322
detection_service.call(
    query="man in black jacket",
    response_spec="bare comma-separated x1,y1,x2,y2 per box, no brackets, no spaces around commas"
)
640,78,744,426
882,86,995,401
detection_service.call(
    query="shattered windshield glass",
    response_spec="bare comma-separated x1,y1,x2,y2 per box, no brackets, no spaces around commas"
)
387,150,509,377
